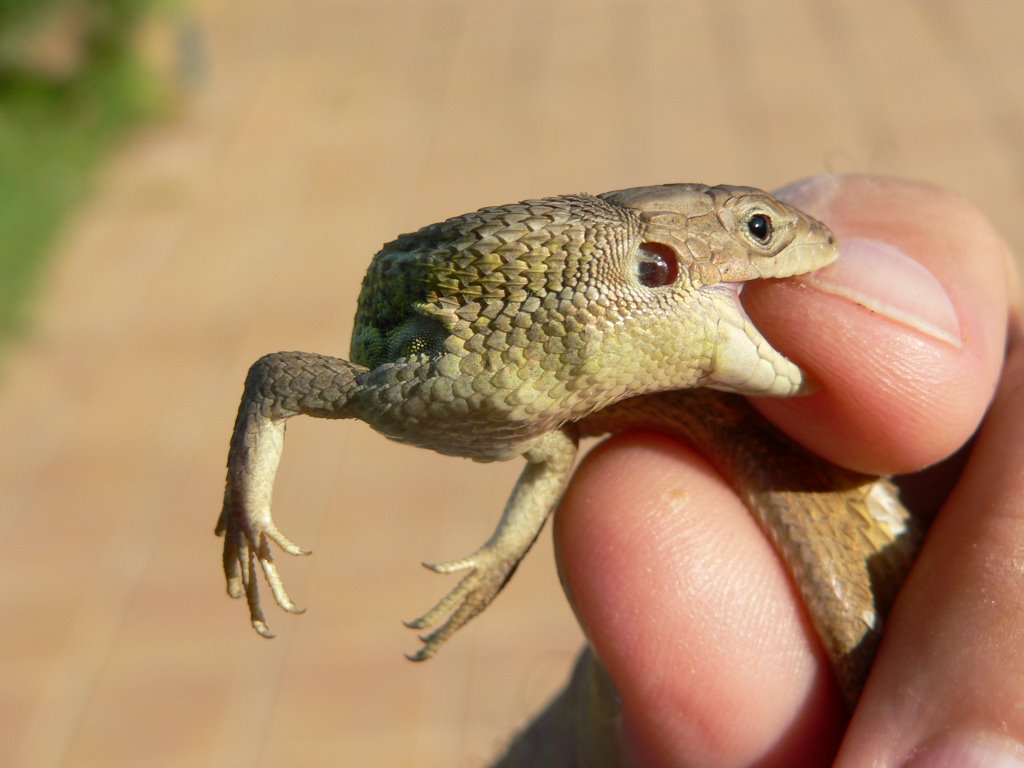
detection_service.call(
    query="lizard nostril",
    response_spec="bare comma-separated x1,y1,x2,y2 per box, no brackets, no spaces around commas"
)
636,242,679,287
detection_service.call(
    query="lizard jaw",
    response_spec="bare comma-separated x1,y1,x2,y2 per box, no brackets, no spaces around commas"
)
703,283,808,397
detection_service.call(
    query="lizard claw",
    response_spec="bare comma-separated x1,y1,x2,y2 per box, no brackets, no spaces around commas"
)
217,486,309,638
403,547,516,660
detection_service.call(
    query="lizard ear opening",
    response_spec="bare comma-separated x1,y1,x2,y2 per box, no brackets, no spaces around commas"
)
636,241,680,287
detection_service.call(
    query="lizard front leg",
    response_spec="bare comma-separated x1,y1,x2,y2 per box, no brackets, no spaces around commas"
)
216,351,368,637
405,428,579,660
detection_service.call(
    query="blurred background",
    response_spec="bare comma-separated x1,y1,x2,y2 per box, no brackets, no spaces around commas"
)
1,1,1022,766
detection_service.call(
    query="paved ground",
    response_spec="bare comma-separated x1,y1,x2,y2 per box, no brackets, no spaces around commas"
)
2,1,1024,766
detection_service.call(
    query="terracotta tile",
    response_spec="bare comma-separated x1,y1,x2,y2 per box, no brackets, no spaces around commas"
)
1,2,1023,766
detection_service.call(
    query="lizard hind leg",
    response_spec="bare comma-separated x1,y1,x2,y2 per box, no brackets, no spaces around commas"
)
216,351,369,637
405,428,579,660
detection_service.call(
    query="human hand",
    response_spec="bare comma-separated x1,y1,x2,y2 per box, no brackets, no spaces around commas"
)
555,175,1021,766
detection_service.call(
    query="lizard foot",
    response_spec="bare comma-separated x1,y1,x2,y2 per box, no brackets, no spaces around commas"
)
403,547,517,660
215,490,311,638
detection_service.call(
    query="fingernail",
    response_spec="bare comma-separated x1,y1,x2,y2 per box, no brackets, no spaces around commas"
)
775,174,842,210
801,237,962,348
903,732,1024,767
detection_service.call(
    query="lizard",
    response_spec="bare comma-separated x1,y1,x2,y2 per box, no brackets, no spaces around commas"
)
215,183,921,708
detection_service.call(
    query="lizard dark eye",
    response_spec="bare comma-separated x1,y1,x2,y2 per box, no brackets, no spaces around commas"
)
636,242,679,288
747,213,772,243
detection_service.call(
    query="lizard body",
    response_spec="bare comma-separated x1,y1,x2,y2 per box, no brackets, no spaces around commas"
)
216,184,920,708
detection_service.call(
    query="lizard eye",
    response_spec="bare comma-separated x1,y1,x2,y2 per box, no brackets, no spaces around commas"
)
747,213,772,244
636,242,679,287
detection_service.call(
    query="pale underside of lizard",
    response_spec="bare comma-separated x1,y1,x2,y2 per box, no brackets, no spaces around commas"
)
215,183,921,715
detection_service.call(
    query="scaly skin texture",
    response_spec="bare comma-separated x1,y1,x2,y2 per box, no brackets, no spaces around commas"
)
215,185,920,721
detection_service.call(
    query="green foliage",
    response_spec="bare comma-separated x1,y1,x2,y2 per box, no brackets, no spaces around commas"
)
0,0,153,37
0,1,162,339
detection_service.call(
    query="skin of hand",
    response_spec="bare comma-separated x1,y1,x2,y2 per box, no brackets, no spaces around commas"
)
555,174,1022,767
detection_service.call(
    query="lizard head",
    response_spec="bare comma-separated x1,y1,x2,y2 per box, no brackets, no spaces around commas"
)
597,183,837,398
601,184,836,285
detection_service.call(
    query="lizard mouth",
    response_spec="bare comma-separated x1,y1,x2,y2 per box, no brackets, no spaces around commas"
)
763,234,839,278
701,281,808,397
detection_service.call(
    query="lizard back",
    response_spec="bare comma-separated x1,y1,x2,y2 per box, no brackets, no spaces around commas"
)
349,194,640,369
